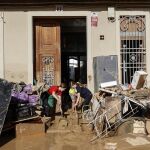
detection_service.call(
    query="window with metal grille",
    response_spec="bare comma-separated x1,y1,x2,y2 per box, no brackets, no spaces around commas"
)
120,15,146,84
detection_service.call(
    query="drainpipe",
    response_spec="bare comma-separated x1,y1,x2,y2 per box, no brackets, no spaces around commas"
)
0,12,4,78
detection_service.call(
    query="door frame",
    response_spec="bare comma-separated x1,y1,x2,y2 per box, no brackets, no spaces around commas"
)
27,11,93,91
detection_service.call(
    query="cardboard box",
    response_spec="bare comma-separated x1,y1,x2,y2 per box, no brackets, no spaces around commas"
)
133,120,146,134
131,71,148,89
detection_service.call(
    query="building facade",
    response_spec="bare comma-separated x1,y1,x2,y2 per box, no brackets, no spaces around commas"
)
0,0,150,92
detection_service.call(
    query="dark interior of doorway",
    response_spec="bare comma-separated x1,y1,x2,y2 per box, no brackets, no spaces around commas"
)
60,18,87,85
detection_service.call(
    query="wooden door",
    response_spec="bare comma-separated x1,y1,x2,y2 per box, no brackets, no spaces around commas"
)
35,20,61,86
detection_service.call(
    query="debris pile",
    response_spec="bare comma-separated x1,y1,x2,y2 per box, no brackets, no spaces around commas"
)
1,70,150,142
0,79,50,135
82,71,150,141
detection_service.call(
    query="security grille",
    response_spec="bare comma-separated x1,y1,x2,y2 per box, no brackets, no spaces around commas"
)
120,16,146,84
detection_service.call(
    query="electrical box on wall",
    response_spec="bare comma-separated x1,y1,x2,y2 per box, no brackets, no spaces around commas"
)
100,35,104,40
108,7,115,21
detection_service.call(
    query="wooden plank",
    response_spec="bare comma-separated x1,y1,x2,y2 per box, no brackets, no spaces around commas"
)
14,115,40,123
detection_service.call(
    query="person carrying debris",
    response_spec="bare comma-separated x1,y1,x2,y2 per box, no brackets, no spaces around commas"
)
47,83,67,116
71,81,92,111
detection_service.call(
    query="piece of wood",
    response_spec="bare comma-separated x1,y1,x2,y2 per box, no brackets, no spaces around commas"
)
100,81,117,88
14,115,40,123
99,88,117,95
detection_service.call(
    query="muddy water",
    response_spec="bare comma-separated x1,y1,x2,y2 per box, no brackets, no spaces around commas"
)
1,114,150,150
0,132,101,150
1,131,150,150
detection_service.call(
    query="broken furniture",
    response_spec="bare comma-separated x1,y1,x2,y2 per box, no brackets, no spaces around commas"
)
82,87,148,142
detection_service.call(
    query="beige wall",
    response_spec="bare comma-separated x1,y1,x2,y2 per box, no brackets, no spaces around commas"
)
2,10,150,88
92,11,116,57
4,12,28,83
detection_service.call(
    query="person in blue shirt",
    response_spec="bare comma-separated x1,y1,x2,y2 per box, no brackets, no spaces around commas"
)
71,81,92,111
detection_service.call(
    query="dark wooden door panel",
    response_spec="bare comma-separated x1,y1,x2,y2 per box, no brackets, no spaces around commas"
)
35,21,61,85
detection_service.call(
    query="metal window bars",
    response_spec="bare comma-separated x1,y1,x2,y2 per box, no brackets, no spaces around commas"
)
120,15,146,84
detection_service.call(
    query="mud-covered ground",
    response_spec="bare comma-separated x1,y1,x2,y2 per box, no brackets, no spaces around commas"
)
1,130,150,150
1,112,150,150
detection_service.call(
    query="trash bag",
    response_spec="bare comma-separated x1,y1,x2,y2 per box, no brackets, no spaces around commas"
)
23,84,32,94
28,95,39,106
18,91,29,103
11,91,19,99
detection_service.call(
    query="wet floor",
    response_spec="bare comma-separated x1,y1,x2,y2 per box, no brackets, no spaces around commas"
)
1,131,150,150
0,132,99,150
1,112,150,150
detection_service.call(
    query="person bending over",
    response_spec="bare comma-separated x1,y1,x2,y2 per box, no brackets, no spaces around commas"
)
71,81,92,111
48,83,66,115
69,81,77,113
